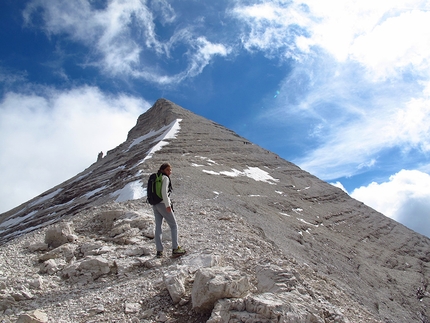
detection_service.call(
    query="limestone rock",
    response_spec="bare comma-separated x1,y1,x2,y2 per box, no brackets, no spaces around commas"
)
27,276,44,289
38,243,77,262
16,309,48,323
155,311,168,322
0,278,6,290
27,242,49,252
110,223,131,237
191,266,251,313
208,287,352,323
181,253,223,273
124,245,151,256
44,223,75,248
80,241,106,256
112,227,142,244
124,302,141,314
115,258,141,276
11,289,34,301
40,258,66,275
164,269,186,304
256,263,300,293
78,256,112,278
208,292,323,323
95,210,124,231
0,294,15,311
62,256,112,282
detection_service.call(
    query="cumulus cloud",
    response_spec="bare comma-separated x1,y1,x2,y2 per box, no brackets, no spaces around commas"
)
0,86,149,213
330,181,348,193
132,34,231,84
230,1,311,60
294,0,430,76
23,0,231,84
350,10,430,79
150,0,176,25
231,0,430,76
350,169,430,238
295,87,430,180
232,0,430,180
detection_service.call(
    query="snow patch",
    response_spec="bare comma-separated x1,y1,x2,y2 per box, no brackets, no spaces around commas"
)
203,170,219,175
202,166,279,184
0,214,58,241
0,210,38,230
29,188,63,207
134,119,182,164
191,163,205,167
72,172,92,183
84,186,107,198
195,156,218,165
220,169,243,177
111,180,146,202
297,218,320,227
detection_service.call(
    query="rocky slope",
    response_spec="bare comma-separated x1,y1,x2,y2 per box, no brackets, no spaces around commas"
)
0,99,429,323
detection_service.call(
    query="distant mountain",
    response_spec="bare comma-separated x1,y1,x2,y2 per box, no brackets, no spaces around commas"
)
0,98,429,322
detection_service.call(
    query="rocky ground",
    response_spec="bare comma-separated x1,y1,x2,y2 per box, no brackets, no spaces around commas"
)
0,197,387,323
1,99,429,322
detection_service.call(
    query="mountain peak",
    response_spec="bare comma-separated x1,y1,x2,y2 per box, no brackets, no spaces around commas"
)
126,98,187,141
0,99,429,322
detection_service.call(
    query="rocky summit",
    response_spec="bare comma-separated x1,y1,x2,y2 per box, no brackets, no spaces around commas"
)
0,98,429,323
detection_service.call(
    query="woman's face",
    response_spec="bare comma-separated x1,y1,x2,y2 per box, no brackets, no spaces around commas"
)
163,166,172,176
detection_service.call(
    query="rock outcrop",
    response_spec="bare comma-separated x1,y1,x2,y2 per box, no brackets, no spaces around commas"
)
191,266,251,313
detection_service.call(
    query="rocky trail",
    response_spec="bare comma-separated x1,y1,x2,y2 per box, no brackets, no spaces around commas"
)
1,197,384,323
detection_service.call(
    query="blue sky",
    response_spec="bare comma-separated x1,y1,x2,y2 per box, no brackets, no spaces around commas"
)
1,0,430,237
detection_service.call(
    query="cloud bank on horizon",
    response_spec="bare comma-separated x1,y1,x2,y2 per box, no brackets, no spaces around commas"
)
1,0,429,237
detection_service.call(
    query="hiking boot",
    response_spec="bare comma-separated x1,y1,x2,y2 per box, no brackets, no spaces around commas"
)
156,251,163,258
172,246,186,257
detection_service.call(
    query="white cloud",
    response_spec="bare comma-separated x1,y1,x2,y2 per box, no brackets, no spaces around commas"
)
350,169,430,237
294,80,430,179
232,0,430,78
150,0,176,25
230,2,311,60
296,0,430,70
350,10,430,79
0,86,149,213
23,0,231,84
395,95,430,152
230,1,430,183
330,181,348,193
186,37,231,77
23,0,163,74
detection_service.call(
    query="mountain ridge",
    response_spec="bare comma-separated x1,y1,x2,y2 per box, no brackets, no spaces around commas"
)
0,98,429,322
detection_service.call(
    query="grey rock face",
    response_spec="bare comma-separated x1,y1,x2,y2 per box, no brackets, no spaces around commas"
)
191,266,251,313
0,98,429,322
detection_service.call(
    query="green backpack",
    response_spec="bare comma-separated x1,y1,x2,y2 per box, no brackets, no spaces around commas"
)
146,172,163,205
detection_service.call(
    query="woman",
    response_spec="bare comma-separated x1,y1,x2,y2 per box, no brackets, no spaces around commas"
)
152,163,186,258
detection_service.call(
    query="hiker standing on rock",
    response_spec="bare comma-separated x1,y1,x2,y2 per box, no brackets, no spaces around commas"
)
152,163,186,258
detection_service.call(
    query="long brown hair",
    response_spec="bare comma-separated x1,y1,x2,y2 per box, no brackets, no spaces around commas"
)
159,163,171,172
158,163,172,191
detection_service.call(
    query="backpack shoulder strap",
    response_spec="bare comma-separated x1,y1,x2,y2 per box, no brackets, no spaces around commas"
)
159,173,173,192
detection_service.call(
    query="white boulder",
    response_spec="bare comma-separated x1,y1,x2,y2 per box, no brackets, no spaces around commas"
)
191,266,251,313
